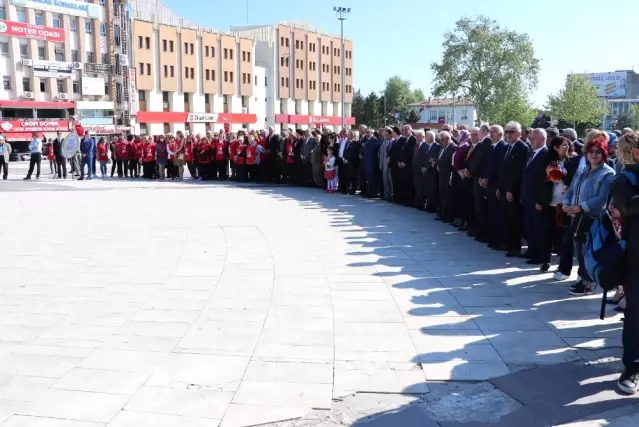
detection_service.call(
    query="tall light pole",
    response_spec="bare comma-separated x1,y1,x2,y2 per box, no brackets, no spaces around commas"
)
333,6,350,129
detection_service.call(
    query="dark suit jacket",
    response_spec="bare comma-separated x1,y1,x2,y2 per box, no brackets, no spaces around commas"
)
521,146,552,206
343,139,360,164
267,134,282,158
564,155,582,187
484,140,508,187
388,138,404,167
498,140,530,197
400,135,417,169
468,137,492,179
412,141,430,173
437,143,457,180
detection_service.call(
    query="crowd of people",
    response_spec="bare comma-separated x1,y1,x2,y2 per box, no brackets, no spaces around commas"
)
1,120,638,395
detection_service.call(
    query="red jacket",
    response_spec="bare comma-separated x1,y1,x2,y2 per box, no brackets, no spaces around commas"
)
185,141,194,162
198,142,212,164
229,140,238,163
117,141,130,160
47,143,55,160
133,141,143,160
235,143,246,165
246,144,258,165
215,139,227,161
143,142,156,162
285,140,295,164
168,141,176,162
97,143,108,161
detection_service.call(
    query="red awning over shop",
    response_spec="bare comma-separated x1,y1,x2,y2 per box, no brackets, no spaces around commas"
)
0,100,74,109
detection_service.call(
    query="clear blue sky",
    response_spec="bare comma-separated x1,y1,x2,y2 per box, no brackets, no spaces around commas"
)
162,0,639,108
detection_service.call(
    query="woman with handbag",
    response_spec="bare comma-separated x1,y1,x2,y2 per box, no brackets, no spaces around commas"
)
174,131,186,180
562,130,616,296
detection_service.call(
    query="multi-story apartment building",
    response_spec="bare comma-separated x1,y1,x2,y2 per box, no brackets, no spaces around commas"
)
0,0,131,148
230,22,354,132
0,0,354,147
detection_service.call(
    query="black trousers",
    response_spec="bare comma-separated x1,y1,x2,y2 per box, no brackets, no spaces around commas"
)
487,187,503,246
117,159,128,177
55,157,67,179
142,161,155,179
284,162,295,183
425,171,439,213
557,212,575,276
461,178,475,225
623,266,639,374
413,170,426,208
304,162,314,187
0,157,7,179
129,159,139,177
438,174,453,221
473,181,488,238
536,206,556,264
187,161,198,179
390,166,401,203
111,158,118,177
501,197,523,254
26,153,42,178
342,162,357,194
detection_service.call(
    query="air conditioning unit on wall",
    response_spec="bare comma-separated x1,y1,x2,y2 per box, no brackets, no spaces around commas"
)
58,93,68,100
73,62,82,70
23,92,34,99
21,59,32,67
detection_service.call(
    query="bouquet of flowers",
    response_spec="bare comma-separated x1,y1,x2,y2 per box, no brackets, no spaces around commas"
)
545,161,564,183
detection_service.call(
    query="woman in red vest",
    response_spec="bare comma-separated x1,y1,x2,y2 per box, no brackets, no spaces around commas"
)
185,136,197,179
229,132,239,181
284,135,296,183
213,136,228,180
156,135,169,180
132,136,143,178
116,137,130,178
46,138,56,175
197,136,213,180
97,137,109,178
141,136,156,179
234,134,247,182
245,134,263,181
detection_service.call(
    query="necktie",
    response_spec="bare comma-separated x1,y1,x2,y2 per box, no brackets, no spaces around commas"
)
466,144,475,160
526,151,535,168
505,144,513,159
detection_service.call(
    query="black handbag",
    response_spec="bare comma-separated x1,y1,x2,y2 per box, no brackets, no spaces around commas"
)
573,213,595,243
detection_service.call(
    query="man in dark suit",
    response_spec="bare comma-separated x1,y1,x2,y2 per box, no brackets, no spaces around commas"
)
482,125,508,249
436,131,457,222
342,130,360,194
398,125,417,207
498,121,531,257
265,127,282,183
52,131,67,179
300,129,316,187
412,130,430,209
361,128,381,198
466,125,492,240
388,126,404,204
521,128,552,266
424,132,441,213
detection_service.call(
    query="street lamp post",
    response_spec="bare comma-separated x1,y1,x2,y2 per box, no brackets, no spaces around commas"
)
333,6,350,130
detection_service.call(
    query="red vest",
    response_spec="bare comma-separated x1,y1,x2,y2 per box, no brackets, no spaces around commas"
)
246,144,258,165
168,142,176,162
134,142,143,160
235,144,246,165
285,140,295,164
97,143,108,161
229,140,239,163
199,142,212,164
117,141,130,159
215,140,227,161
185,142,193,162
144,142,156,162
47,143,55,160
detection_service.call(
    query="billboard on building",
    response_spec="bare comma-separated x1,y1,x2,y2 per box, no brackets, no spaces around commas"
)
81,76,105,96
0,19,65,42
579,72,628,98
10,0,103,20
32,60,74,78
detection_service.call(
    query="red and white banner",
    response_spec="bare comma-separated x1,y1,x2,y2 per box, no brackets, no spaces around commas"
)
136,111,257,124
0,19,65,43
0,120,71,133
81,124,127,134
275,114,355,126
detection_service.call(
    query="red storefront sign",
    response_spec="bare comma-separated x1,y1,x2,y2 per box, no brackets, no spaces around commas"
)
0,119,71,133
0,19,65,43
274,114,355,126
136,111,257,124
81,125,125,134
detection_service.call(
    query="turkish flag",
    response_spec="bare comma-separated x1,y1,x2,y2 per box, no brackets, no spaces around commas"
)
74,123,85,136
223,123,230,132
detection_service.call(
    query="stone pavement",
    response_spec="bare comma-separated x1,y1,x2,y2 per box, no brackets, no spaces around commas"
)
0,174,636,426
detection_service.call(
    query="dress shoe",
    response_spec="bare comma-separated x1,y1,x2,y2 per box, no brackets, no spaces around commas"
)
540,263,550,272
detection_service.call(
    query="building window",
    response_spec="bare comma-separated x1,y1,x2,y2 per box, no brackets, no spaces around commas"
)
86,52,94,63
190,67,194,78
0,7,5,20
73,80,79,94
138,36,143,49
285,38,289,47
224,48,228,59
164,65,168,77
162,39,167,51
72,50,79,62
190,43,194,54
461,109,469,120
16,9,26,22
146,63,151,75
85,21,92,34
230,50,233,60
206,69,210,80
184,42,188,53
295,40,299,49
229,72,233,83
70,18,76,32
170,66,174,77
255,75,257,86
0,42,8,57
184,66,188,78
22,78,30,92
280,37,284,46
281,77,284,86
37,46,45,60
57,79,64,92
211,46,215,56
286,77,289,87
35,13,44,25
145,37,150,49
19,44,28,59
139,63,144,75
280,57,284,66
40,79,46,92
205,46,209,57
139,91,145,101
212,70,215,80
3,76,10,90
101,53,108,64
242,51,246,61
224,71,228,82
100,23,106,36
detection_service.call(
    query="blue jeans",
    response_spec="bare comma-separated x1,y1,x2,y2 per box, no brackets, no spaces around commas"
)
100,161,108,176
80,156,93,179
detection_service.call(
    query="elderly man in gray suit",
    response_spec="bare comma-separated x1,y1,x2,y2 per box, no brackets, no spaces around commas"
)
378,126,393,202
412,130,431,209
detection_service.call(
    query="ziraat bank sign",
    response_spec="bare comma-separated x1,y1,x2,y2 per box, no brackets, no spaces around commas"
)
0,120,71,133
187,113,219,123
10,0,103,19
0,19,65,42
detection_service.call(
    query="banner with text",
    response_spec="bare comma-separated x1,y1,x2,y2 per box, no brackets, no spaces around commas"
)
0,19,65,42
0,119,71,133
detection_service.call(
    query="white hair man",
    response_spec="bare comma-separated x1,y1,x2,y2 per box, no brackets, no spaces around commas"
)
466,125,492,242
435,130,457,222
499,120,531,258
0,135,11,180
392,124,417,206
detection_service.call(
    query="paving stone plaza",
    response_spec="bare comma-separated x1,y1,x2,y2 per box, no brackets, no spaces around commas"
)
1,170,638,426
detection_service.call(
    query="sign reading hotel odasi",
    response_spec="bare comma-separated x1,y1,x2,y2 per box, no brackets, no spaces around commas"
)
0,19,65,43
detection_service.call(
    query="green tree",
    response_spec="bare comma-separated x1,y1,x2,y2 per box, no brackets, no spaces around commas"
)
629,105,639,129
351,89,365,126
616,113,638,130
380,76,425,124
548,75,607,128
406,109,421,124
363,92,381,128
431,15,540,123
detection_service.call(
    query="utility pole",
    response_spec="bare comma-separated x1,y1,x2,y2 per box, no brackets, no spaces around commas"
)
246,0,249,25
333,6,350,129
